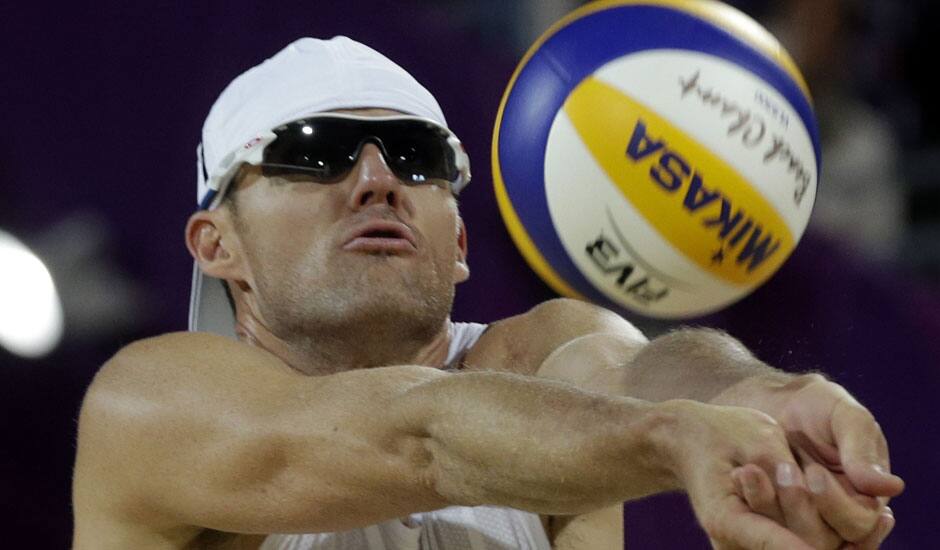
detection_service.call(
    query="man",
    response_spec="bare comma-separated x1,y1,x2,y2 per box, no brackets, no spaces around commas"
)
72,37,902,549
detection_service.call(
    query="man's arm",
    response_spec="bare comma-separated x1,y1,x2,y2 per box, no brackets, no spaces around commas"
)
482,298,901,548
625,329,899,548
486,298,784,401
77,330,755,548
469,299,645,549
74,331,658,546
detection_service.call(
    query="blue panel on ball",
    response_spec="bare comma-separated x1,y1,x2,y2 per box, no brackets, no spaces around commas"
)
496,3,819,314
498,44,627,311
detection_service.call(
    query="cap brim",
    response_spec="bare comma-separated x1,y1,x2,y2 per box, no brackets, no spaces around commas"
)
189,263,237,339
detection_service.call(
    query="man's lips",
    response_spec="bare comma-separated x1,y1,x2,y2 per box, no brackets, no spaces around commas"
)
341,219,418,253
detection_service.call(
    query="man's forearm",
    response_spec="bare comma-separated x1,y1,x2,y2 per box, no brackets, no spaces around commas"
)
394,370,677,514
537,327,806,411
624,328,794,404
628,328,833,418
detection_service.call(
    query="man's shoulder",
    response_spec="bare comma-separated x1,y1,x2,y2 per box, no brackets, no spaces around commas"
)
488,298,643,346
94,331,283,385
77,330,291,456
77,331,257,450
73,332,293,547
467,298,644,375
109,331,257,363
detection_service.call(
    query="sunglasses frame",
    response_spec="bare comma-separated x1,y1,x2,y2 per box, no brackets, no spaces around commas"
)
199,114,471,210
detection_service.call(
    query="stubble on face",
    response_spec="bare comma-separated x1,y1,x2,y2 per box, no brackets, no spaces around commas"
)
257,236,456,366
231,185,461,369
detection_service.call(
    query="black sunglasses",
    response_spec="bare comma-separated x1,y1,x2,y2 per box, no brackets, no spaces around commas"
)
258,115,470,194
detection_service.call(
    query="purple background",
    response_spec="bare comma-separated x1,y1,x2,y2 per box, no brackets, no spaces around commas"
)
1,1,937,548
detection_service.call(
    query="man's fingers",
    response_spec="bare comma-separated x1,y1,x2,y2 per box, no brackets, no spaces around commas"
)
844,508,895,550
709,516,815,550
732,465,785,525
831,399,905,497
842,460,905,500
871,508,896,549
806,462,882,542
774,462,842,549
707,498,814,550
732,462,845,550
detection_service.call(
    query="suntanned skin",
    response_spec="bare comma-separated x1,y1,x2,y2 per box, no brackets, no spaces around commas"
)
72,108,902,550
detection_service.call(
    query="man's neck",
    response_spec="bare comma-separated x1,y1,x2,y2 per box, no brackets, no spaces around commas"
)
234,315,453,376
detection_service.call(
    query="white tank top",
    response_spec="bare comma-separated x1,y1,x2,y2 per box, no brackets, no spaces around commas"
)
259,322,552,550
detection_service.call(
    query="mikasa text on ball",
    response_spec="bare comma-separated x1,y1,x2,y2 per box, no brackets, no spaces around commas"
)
492,0,820,319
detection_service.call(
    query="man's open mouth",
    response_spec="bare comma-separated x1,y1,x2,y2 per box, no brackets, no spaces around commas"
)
342,220,418,253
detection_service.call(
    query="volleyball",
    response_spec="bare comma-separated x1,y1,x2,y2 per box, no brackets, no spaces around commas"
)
492,0,819,319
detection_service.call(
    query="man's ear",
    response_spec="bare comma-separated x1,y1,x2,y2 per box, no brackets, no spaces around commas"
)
185,210,247,283
454,217,470,284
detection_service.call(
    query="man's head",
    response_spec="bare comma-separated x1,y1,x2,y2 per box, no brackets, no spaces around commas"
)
186,38,471,356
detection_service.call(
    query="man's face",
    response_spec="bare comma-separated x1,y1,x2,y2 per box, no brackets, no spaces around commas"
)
224,108,468,344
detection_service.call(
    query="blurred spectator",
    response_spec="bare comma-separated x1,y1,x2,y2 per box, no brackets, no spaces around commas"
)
415,0,579,56
762,0,907,264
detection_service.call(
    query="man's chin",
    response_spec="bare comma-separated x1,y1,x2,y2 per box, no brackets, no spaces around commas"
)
301,290,451,344
347,288,451,322
281,254,455,332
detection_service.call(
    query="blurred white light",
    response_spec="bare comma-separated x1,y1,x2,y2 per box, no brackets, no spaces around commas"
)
302,125,313,135
0,230,64,358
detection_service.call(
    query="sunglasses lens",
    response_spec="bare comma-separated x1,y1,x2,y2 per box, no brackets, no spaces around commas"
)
263,120,357,182
381,120,455,184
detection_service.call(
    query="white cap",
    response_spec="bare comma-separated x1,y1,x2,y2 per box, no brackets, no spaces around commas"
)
190,36,449,337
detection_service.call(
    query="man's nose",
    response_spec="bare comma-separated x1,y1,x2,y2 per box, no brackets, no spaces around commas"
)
348,143,412,214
